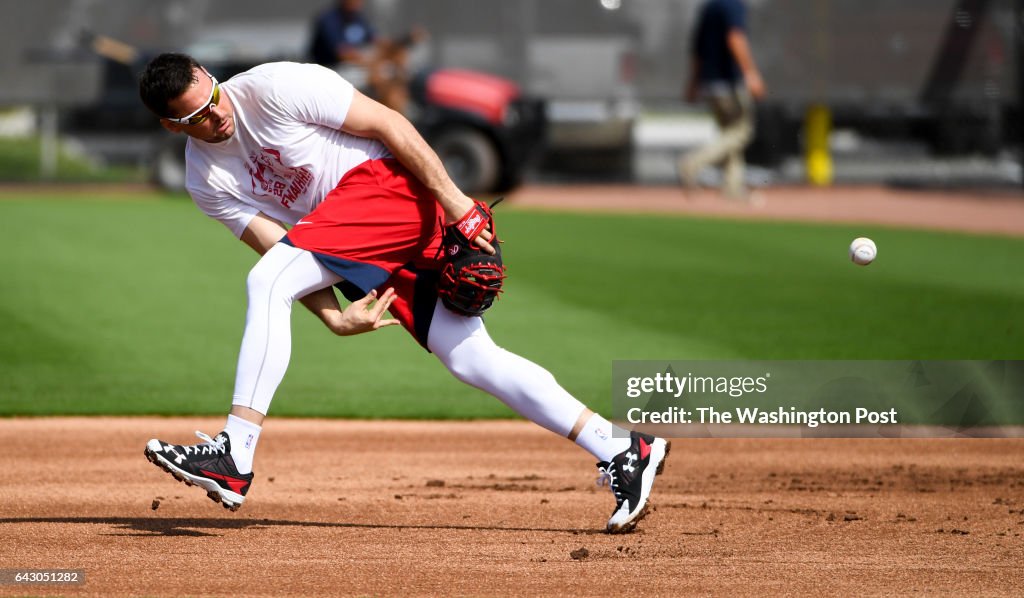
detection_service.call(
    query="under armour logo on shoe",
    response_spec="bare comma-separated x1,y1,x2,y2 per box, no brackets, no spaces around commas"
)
622,451,638,473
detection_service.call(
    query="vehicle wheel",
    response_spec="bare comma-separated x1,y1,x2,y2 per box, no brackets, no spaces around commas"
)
152,136,188,192
431,127,500,194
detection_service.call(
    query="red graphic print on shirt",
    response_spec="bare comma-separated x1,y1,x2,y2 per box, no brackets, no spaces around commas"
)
245,148,313,208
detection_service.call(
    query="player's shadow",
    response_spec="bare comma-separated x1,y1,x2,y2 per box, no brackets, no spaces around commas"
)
0,517,604,538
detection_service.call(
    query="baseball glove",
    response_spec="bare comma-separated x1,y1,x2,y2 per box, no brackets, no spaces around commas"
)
438,199,506,317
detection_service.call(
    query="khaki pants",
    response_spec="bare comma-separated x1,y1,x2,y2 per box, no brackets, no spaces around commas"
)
680,87,754,199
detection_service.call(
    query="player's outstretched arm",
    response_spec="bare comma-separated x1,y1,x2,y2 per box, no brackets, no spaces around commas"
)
339,90,494,254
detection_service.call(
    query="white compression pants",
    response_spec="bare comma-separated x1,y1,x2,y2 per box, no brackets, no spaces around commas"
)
232,243,589,438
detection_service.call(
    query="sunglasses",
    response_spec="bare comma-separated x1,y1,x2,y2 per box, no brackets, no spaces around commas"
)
164,74,220,126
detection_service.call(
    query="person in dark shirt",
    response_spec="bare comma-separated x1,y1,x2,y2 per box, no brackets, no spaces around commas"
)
309,0,377,68
679,0,766,201
308,0,425,113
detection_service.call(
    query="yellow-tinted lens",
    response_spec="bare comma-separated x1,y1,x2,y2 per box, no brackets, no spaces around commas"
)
186,83,220,125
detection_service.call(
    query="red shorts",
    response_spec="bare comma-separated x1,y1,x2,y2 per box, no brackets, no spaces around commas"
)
284,159,443,348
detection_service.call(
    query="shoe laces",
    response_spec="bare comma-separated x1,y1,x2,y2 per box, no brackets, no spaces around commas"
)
188,431,227,456
596,464,619,495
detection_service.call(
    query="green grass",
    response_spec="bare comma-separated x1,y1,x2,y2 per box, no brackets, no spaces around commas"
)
0,137,145,183
0,194,1021,418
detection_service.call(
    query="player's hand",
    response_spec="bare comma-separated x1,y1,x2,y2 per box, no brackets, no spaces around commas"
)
330,288,401,336
445,197,496,255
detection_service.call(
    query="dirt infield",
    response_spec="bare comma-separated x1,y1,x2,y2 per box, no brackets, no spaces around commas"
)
506,184,1024,237
3,182,1022,236
1,417,1021,596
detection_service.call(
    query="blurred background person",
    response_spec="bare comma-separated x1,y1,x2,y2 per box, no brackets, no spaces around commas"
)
678,0,766,202
308,0,426,114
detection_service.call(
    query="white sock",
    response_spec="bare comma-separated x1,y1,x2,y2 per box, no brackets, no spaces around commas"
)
574,413,631,462
224,414,262,475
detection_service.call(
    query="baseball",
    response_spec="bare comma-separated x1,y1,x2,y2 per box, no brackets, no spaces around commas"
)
849,237,877,266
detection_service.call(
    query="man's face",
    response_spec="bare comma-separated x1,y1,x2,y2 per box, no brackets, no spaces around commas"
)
161,68,235,143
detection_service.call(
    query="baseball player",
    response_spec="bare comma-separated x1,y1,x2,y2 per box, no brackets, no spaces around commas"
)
138,53,669,533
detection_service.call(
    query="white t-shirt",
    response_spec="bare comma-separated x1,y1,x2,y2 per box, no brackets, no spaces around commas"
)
184,62,392,237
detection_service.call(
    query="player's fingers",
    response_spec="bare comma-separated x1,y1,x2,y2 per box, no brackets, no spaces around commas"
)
370,288,396,318
382,292,397,311
474,236,496,255
375,318,402,329
353,289,378,308
478,228,493,242
372,300,392,324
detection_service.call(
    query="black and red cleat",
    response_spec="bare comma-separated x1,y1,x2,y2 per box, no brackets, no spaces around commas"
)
596,431,671,533
144,431,253,511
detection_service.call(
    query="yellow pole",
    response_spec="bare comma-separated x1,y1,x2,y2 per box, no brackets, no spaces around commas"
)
805,103,833,186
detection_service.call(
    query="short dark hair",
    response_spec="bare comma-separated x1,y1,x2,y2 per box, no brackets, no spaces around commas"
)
139,53,202,118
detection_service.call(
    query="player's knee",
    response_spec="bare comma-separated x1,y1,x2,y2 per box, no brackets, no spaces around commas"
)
439,341,506,386
441,350,487,385
245,260,292,303
444,344,552,393
245,264,271,299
